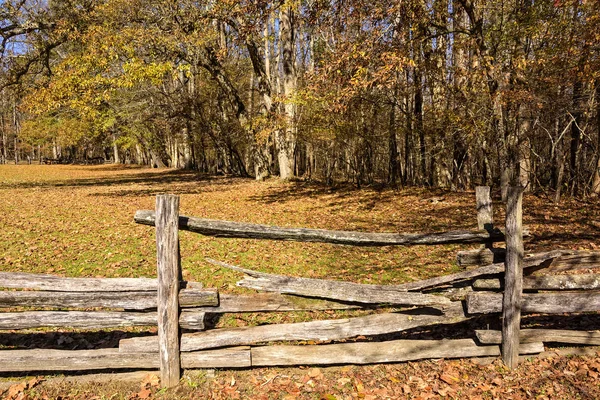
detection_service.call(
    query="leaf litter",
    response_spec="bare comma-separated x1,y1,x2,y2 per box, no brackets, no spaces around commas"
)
1,165,600,398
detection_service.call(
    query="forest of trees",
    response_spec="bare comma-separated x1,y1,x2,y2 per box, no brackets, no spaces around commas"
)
1,0,599,199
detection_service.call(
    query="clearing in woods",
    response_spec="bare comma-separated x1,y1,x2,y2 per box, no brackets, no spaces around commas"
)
1,164,600,399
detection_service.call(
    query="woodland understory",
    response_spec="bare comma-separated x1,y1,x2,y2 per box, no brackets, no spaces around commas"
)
1,0,600,200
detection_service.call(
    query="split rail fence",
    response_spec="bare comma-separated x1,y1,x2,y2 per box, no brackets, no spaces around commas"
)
1,188,600,387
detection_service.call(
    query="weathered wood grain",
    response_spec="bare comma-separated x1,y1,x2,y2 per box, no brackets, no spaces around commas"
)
458,249,600,270
0,288,217,310
467,292,600,314
250,339,544,367
119,303,468,353
209,251,566,298
198,293,363,313
476,329,600,345
457,248,506,267
208,259,451,306
541,252,600,273
0,347,251,372
135,210,506,246
0,271,202,292
473,274,600,291
155,194,181,387
182,347,251,368
391,251,567,292
502,186,524,369
476,186,493,232
0,310,205,330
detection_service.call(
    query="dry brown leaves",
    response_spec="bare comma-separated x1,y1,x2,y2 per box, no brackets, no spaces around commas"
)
2,165,600,399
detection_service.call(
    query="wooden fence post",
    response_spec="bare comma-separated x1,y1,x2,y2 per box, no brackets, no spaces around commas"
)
475,186,493,232
502,186,524,369
155,194,181,387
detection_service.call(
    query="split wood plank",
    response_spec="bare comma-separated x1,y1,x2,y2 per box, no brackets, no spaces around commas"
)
250,339,544,367
0,288,217,310
135,210,506,246
119,303,468,353
0,271,202,292
207,259,451,306
209,252,567,298
502,186,524,369
457,248,506,267
476,329,600,346
0,310,205,330
383,250,570,292
473,274,600,291
197,293,363,313
458,249,600,270
540,252,600,274
0,347,251,372
467,292,600,314
155,194,181,388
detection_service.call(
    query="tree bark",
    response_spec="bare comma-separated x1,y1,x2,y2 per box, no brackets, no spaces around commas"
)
251,339,543,367
119,305,467,353
155,195,181,388
278,7,297,180
502,186,524,369
135,210,507,246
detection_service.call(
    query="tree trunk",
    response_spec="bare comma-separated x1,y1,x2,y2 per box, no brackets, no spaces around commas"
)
591,80,600,196
112,132,120,164
1,113,6,164
414,68,426,184
570,79,583,196
13,102,19,164
518,120,531,190
388,94,400,186
278,7,296,180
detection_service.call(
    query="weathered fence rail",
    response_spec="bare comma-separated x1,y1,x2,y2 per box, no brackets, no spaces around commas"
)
2,188,600,387
134,210,508,245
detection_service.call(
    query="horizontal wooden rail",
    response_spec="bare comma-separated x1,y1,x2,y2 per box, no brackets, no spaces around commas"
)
198,293,364,313
476,329,600,346
134,210,506,246
473,274,600,291
467,292,600,314
458,249,600,269
0,271,202,292
251,339,543,367
0,288,217,310
0,347,251,372
119,303,468,352
0,310,206,330
0,339,545,371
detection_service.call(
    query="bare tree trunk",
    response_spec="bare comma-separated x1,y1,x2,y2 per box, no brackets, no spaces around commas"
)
518,119,531,190
112,133,120,164
277,7,296,180
1,113,6,164
591,80,600,196
404,79,414,185
414,68,426,184
13,101,19,164
388,94,400,186
570,79,583,196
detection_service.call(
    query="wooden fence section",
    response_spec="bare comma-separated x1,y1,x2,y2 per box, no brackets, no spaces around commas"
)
2,189,600,387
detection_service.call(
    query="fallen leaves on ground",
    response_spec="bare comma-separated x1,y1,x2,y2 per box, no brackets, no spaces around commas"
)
2,165,600,399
